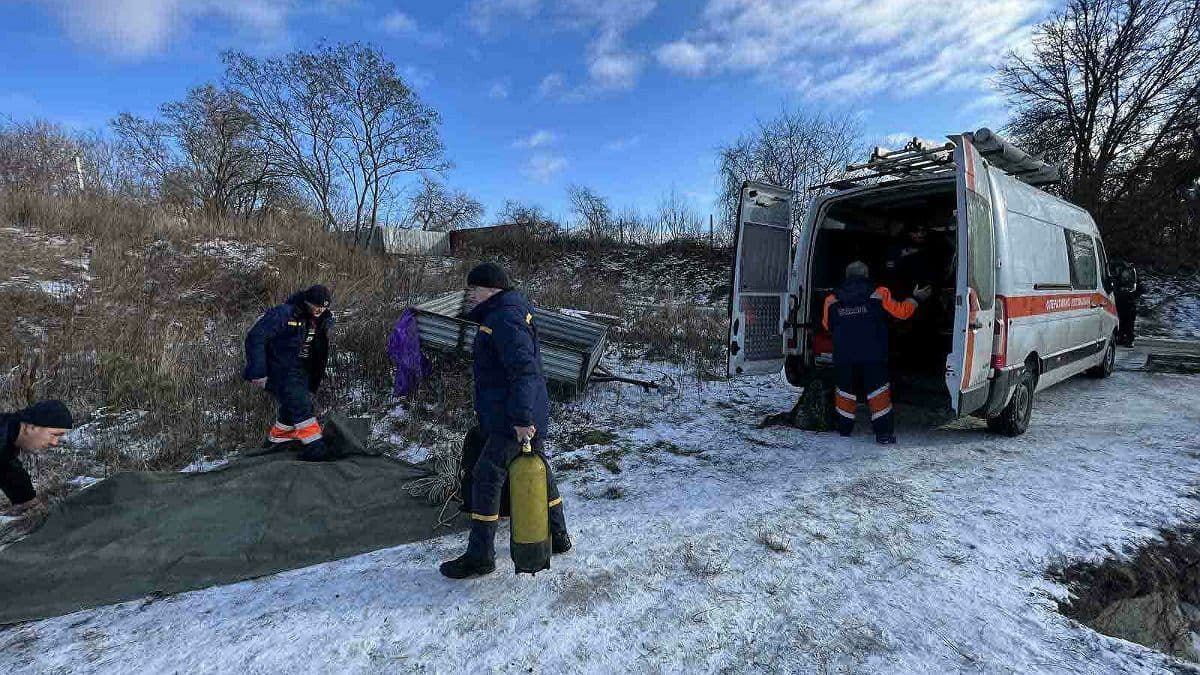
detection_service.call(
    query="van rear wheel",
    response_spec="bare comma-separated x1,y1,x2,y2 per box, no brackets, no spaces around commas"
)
987,365,1036,437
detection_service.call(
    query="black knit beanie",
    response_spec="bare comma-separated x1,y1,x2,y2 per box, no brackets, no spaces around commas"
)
304,284,332,307
19,400,74,429
466,262,512,290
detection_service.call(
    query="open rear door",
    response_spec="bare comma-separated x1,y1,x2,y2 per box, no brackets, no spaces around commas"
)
946,134,997,414
728,181,792,377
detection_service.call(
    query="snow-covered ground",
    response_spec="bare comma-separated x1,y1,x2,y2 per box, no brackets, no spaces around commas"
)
3,364,1199,673
1141,271,1200,340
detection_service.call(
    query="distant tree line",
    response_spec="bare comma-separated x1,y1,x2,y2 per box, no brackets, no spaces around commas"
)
0,42,483,247
2,2,1196,263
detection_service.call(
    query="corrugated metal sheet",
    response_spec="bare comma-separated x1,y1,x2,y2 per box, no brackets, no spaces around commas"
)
381,228,451,256
413,291,608,392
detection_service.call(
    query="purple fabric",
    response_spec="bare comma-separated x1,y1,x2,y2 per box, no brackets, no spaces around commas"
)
388,308,430,396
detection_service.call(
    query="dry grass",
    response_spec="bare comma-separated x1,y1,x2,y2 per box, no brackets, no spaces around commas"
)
0,189,439,477
2,189,732,508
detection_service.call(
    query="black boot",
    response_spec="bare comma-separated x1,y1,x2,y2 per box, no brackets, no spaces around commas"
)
439,553,496,579
552,531,573,555
876,435,897,445
298,439,333,462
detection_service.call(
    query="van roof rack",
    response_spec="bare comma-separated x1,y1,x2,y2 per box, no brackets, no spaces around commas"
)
808,129,1062,192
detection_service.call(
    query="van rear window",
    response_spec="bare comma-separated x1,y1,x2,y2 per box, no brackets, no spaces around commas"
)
1065,230,1098,289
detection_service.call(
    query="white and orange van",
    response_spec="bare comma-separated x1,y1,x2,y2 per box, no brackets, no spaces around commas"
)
728,129,1119,436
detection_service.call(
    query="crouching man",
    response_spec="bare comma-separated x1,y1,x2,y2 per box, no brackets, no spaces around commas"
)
440,263,572,579
1,400,74,514
244,285,335,462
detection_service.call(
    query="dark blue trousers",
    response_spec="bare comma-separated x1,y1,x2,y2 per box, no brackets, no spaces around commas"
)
465,431,567,561
269,368,315,426
833,360,894,440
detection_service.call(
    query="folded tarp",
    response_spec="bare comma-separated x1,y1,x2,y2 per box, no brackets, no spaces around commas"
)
0,436,464,625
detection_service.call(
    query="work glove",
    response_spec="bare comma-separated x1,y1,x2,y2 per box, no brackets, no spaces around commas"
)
912,285,932,302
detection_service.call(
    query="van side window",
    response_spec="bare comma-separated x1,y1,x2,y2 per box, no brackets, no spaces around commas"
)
1064,230,1098,289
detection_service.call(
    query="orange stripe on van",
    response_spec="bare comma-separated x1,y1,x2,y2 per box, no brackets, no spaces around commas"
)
963,137,976,192
1001,292,1116,319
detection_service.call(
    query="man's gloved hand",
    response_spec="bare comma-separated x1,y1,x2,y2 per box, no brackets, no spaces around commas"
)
514,425,536,443
912,284,933,302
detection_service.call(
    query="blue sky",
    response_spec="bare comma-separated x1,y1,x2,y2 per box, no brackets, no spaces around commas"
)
0,0,1056,224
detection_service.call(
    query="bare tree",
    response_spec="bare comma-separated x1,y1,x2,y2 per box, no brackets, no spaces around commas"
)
999,0,1200,263
566,184,612,240
613,205,642,244
0,118,86,194
223,50,342,230
407,174,483,231
113,84,269,218
717,109,862,236
306,43,448,245
655,188,703,243
500,199,558,237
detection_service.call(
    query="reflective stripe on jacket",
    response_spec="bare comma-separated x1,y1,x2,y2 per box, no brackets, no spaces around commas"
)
822,278,916,363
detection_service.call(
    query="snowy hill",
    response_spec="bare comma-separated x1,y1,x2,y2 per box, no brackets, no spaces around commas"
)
3,362,1199,673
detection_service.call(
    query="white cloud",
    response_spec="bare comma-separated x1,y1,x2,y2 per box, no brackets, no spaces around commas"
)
538,73,566,98
378,9,447,46
524,153,568,182
604,134,642,151
40,0,293,59
380,10,417,34
513,130,558,148
468,0,657,97
488,79,511,99
587,50,642,90
399,65,434,90
655,40,711,76
655,0,1050,100
466,0,541,35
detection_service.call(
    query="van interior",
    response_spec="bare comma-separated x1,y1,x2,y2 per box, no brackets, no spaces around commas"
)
809,179,959,406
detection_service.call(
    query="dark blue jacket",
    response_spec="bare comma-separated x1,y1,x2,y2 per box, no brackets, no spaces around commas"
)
468,290,550,438
244,292,334,391
823,278,916,364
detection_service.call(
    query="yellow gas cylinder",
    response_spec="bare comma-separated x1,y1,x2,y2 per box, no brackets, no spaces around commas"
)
508,439,551,574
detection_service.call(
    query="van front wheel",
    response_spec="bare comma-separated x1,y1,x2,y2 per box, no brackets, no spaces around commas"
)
1087,338,1116,378
987,366,1035,437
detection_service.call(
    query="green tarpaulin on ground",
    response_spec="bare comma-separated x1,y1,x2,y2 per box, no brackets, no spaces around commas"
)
0,417,464,625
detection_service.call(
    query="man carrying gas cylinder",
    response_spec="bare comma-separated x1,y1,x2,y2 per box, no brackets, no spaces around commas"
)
823,261,930,444
440,262,572,579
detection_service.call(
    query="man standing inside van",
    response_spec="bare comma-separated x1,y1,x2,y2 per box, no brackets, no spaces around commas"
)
823,261,930,444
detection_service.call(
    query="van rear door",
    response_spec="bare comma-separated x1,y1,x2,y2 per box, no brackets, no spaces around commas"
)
946,134,997,414
727,181,793,377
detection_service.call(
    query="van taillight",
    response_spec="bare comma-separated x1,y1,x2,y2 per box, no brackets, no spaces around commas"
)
991,296,1008,369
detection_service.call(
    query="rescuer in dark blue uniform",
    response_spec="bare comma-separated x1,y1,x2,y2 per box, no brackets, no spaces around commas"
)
823,261,930,444
440,263,572,579
244,285,335,462
1,400,73,515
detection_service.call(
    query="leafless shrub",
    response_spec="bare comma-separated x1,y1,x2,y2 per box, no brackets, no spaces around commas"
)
756,528,792,553
681,540,729,577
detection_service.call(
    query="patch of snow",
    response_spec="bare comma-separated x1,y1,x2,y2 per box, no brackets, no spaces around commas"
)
179,458,231,474
1141,271,1200,340
194,239,275,271
3,364,1199,672
68,476,101,490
